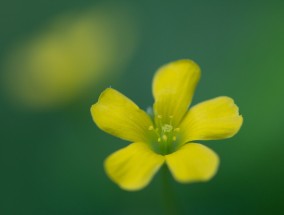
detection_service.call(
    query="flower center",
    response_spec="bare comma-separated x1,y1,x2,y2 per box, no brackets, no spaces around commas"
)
148,115,180,155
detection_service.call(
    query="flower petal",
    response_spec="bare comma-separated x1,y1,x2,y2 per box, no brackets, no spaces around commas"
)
165,143,219,183
180,96,243,143
91,88,153,142
152,59,200,126
105,142,165,191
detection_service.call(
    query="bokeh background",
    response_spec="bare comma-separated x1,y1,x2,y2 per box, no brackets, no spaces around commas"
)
1,0,284,214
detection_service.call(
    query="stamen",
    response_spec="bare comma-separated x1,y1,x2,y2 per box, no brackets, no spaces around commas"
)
174,128,180,132
172,136,177,141
162,135,168,141
168,115,174,126
148,125,154,130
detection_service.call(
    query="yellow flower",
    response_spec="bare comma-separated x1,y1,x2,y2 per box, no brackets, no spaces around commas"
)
3,6,137,110
91,59,243,191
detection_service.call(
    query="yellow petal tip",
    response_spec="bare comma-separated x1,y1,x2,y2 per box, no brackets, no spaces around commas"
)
104,142,165,191
166,143,220,183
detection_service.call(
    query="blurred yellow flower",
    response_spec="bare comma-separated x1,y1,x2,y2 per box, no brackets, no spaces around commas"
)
3,6,137,110
91,59,243,191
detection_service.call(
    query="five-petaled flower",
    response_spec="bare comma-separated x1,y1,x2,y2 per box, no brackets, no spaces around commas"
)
91,59,243,191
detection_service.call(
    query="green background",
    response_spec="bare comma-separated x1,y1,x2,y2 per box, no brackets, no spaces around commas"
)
1,0,284,214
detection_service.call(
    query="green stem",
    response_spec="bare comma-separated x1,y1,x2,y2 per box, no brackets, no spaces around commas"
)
161,165,181,215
